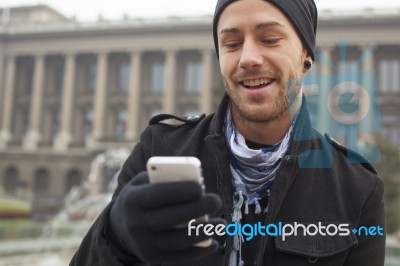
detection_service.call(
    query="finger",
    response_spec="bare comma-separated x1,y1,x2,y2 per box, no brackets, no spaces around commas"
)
129,181,204,209
130,171,150,186
144,194,222,229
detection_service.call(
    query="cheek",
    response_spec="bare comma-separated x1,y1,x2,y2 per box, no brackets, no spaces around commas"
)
279,55,303,77
220,51,241,71
219,57,233,80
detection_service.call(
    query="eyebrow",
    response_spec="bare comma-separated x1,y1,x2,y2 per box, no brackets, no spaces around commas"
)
219,21,285,35
219,27,240,35
256,21,285,30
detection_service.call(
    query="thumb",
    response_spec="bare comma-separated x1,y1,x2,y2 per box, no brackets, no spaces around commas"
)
131,171,150,186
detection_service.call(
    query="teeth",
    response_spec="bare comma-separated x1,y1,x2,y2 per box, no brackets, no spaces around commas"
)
242,78,272,87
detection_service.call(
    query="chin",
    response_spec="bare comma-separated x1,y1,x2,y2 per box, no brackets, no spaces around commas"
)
235,104,288,124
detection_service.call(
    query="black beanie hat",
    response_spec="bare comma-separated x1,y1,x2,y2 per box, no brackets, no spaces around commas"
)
213,0,318,60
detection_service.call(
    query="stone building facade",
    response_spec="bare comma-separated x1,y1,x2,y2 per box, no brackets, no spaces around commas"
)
0,5,399,215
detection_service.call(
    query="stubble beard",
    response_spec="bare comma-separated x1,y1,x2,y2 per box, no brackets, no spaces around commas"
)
224,75,302,124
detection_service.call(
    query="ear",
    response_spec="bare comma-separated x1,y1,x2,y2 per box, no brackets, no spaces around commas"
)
302,55,313,74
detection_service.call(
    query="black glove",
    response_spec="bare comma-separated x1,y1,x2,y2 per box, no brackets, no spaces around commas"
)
108,172,225,265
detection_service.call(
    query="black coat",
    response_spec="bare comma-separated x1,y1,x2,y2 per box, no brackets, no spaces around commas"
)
70,95,385,266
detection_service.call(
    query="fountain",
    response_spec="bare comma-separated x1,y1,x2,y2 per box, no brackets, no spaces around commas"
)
0,148,130,265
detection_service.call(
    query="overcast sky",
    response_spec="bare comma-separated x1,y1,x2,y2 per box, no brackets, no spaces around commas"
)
1,0,400,21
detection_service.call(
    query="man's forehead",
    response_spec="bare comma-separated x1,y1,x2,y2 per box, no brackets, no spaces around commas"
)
217,1,289,33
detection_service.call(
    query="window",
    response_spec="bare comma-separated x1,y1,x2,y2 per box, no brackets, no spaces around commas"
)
115,110,127,138
85,63,96,93
65,169,82,194
51,110,60,138
83,109,94,140
21,110,30,137
34,169,49,196
382,113,400,144
185,61,202,94
25,66,34,94
54,65,64,96
379,59,400,94
150,62,165,94
117,62,130,93
4,167,19,196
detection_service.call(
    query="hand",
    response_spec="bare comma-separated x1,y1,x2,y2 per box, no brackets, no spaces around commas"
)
108,172,224,264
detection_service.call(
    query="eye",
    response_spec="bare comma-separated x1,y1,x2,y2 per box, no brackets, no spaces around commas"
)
261,38,280,45
223,41,242,50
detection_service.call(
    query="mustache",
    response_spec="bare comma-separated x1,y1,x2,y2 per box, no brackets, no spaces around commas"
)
232,68,281,82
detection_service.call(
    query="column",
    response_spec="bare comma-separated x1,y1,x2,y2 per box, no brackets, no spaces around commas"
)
163,50,177,114
360,45,376,135
0,55,16,149
200,50,213,114
0,54,4,104
24,54,46,150
125,50,142,141
54,53,76,151
318,46,333,134
0,54,4,138
91,52,108,141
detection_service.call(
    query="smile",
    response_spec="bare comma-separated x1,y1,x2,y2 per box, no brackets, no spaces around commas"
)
240,78,275,89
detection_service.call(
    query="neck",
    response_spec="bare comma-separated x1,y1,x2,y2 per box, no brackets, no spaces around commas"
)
232,95,302,146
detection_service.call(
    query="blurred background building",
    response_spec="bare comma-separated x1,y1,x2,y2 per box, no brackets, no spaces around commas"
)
0,5,399,217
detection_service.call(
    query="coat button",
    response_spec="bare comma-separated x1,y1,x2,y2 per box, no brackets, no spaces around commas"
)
307,257,318,263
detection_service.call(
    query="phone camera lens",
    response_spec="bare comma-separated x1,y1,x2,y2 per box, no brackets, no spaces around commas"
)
151,166,156,171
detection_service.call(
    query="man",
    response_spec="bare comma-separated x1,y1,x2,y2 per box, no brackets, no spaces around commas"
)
71,0,385,265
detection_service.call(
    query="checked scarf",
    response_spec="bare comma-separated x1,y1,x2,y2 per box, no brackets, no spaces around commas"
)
224,107,293,266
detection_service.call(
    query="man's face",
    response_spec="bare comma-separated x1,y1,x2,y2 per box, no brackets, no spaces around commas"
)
217,0,309,123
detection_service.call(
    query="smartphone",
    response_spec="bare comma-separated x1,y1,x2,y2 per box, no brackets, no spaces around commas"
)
147,156,204,186
146,156,212,247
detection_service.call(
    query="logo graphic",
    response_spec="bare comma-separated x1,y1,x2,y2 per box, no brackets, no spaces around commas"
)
297,40,382,167
188,220,384,242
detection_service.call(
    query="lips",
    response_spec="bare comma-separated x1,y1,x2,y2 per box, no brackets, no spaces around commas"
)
240,78,275,89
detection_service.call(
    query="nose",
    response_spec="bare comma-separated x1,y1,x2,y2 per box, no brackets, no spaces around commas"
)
239,39,263,69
